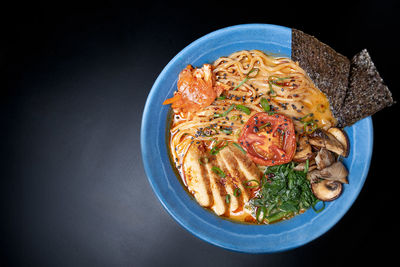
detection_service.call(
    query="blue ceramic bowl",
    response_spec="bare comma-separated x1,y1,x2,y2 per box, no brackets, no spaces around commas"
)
141,24,373,253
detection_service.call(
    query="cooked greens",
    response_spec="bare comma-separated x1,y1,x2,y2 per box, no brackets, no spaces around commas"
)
250,162,323,223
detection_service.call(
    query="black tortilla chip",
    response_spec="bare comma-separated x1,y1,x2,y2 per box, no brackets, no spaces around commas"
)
291,29,350,120
338,49,394,127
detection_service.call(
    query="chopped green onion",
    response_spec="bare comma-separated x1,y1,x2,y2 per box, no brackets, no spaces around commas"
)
260,98,270,112
268,76,290,96
230,115,238,121
235,105,251,115
233,78,247,91
217,95,226,100
221,128,233,135
300,113,317,133
232,68,259,90
303,120,318,133
223,105,235,116
304,159,309,174
258,122,271,130
243,179,260,188
256,206,266,223
214,104,235,118
234,188,241,197
300,113,314,121
268,81,276,96
210,141,228,155
232,142,246,154
234,129,241,138
270,76,290,82
266,211,289,223
210,141,221,154
225,194,231,204
212,166,226,178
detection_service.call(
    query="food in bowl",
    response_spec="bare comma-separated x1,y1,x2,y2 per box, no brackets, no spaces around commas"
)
162,29,393,224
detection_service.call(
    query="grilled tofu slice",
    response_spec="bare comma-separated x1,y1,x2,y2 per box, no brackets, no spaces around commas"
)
183,143,262,217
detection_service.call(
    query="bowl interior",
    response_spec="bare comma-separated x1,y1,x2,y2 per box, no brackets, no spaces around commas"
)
141,24,373,253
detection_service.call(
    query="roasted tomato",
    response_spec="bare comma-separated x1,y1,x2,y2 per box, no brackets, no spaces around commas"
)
238,113,296,166
163,64,227,115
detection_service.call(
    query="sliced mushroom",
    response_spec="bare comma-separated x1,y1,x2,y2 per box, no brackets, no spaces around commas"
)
320,162,348,184
327,127,350,157
308,129,345,156
307,161,348,184
293,134,313,162
307,169,319,182
315,148,336,170
311,180,343,201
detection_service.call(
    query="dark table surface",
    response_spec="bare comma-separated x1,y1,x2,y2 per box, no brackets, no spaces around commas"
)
1,1,399,266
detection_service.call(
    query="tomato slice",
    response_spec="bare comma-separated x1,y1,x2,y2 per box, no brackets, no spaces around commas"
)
238,113,296,166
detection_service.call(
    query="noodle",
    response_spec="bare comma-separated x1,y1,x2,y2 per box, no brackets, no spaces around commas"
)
169,50,336,173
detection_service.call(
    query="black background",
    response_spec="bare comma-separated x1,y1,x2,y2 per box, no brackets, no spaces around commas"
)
1,0,399,266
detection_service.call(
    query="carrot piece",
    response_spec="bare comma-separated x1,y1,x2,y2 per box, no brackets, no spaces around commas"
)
162,93,181,105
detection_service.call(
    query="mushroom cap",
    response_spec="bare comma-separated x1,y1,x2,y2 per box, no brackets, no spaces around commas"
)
307,161,349,184
327,127,350,157
308,129,345,156
315,148,336,170
311,180,343,201
293,134,313,162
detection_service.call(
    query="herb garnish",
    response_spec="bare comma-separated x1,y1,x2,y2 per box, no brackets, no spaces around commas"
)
221,128,233,135
212,166,226,178
214,104,235,118
233,68,259,90
225,194,231,204
214,104,251,117
235,104,251,115
260,97,275,115
243,179,260,188
300,113,318,133
258,122,271,130
260,97,270,112
210,141,228,155
234,188,241,197
268,76,290,97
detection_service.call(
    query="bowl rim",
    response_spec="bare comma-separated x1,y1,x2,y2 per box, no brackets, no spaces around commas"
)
141,23,373,253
